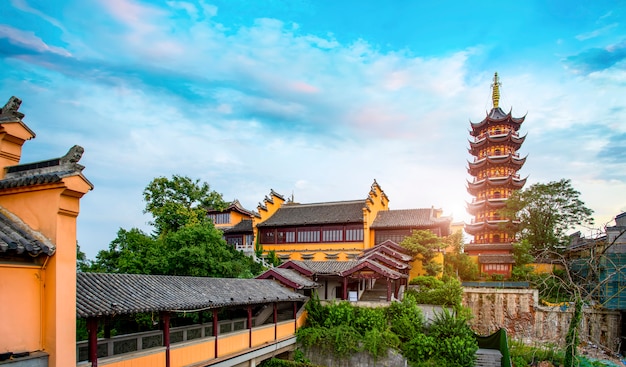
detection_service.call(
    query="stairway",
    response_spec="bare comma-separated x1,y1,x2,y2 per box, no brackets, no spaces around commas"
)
475,348,502,367
359,281,390,302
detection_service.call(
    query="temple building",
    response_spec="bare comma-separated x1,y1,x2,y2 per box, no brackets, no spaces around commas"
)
464,73,527,277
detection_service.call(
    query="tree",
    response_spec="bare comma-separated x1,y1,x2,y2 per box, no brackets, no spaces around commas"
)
143,175,226,236
500,179,594,253
401,230,446,276
77,242,91,272
442,230,478,281
86,175,263,278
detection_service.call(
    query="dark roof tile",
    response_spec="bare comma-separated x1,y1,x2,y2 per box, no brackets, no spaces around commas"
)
76,272,307,318
370,208,451,229
0,206,55,257
257,200,365,227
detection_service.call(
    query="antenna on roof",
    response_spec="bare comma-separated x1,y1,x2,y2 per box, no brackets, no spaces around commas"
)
492,72,501,109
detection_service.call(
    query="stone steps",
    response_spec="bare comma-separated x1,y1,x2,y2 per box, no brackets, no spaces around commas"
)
475,348,503,367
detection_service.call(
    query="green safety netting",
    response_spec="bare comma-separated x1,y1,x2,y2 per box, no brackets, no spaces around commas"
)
474,328,512,367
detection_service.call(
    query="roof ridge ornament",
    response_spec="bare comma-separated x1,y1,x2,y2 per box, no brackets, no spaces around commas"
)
492,72,501,109
0,96,25,121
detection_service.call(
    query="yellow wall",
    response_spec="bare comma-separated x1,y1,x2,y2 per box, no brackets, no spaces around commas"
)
0,264,42,353
217,330,249,357
408,252,444,280
99,350,166,367
0,171,91,366
531,263,564,274
251,325,275,347
276,321,296,339
170,338,215,366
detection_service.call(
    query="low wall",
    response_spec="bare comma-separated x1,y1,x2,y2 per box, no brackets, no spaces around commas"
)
463,287,622,352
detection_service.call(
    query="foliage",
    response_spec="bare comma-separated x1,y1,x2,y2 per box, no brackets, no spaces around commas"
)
564,297,583,367
401,230,446,276
402,333,436,361
143,175,226,236
85,175,263,278
403,308,477,367
407,276,463,307
500,178,594,253
387,293,424,341
509,339,564,366
531,270,574,303
303,291,327,328
77,242,91,272
265,250,282,267
444,252,479,281
510,240,535,281
258,357,323,367
362,328,400,358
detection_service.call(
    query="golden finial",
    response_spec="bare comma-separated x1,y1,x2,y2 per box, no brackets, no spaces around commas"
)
492,72,501,108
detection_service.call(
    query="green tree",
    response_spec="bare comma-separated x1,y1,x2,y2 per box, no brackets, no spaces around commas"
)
500,179,594,253
143,175,226,236
86,175,262,278
442,230,478,281
76,242,91,272
401,230,446,276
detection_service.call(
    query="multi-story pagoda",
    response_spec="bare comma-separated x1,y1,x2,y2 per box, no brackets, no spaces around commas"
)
464,73,527,277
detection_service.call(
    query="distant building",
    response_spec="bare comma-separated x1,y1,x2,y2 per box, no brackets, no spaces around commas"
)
0,96,92,367
207,199,259,253
464,73,527,277
254,180,452,269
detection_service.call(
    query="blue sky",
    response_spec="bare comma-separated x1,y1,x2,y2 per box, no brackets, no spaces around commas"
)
2,0,626,258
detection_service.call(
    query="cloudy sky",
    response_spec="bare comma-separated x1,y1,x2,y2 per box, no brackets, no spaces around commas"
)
2,0,626,258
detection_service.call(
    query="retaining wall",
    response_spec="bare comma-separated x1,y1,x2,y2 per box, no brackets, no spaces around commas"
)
463,287,622,352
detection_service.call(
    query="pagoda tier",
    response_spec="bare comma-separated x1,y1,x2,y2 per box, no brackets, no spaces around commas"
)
466,199,507,215
464,243,514,252
468,132,526,155
466,176,527,195
464,220,511,236
467,154,527,175
469,107,525,137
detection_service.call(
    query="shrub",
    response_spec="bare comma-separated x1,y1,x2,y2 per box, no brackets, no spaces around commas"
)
407,276,463,307
387,293,424,341
402,333,436,361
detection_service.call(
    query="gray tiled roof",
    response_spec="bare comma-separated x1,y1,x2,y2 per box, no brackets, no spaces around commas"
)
256,200,365,227
370,208,450,229
290,260,360,275
0,206,55,257
76,272,306,318
0,145,93,190
258,268,319,289
223,219,253,234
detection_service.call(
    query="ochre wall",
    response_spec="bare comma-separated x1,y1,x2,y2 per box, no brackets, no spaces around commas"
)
0,264,42,353
0,176,91,366
170,339,215,366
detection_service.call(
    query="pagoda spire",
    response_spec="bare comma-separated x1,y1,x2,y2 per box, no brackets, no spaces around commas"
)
492,72,501,108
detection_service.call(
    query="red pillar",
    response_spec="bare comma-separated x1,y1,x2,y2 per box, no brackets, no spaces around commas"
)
87,317,98,367
161,312,171,367
342,277,348,300
247,306,252,348
386,279,391,301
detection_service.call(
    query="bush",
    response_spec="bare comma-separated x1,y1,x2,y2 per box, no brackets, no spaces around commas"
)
402,333,436,361
407,276,463,307
387,293,424,341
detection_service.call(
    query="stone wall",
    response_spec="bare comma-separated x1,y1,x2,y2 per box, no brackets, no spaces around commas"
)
303,346,407,367
463,287,622,352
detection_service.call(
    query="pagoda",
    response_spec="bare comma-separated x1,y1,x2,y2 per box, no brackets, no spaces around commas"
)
464,73,527,277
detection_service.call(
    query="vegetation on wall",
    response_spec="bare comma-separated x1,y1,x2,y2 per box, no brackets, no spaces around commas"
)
407,275,463,307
